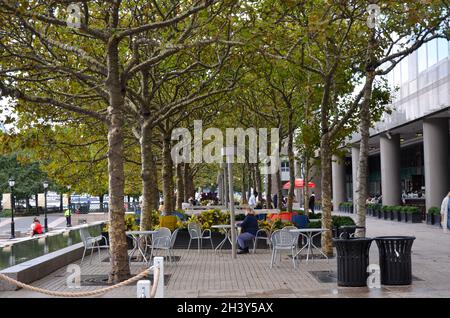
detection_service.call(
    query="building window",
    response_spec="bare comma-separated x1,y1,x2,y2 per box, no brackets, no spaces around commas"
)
418,44,427,73
427,38,438,67
281,161,289,172
393,64,401,86
401,57,409,83
437,38,449,61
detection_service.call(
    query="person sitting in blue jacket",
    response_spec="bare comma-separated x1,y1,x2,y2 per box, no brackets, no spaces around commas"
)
237,208,259,254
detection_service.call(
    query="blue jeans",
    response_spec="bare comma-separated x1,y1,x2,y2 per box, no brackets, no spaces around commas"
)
237,232,255,250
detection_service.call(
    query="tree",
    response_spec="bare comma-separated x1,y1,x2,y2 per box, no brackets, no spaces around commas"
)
0,0,222,282
354,0,449,236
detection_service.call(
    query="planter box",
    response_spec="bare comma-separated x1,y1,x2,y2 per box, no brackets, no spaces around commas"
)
378,210,383,219
372,210,378,218
389,211,395,220
383,211,389,220
407,213,422,223
427,213,441,226
433,214,442,227
400,212,408,222
392,211,401,222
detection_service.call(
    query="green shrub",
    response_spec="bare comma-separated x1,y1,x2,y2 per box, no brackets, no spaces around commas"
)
309,212,322,220
428,207,440,215
102,214,140,232
401,206,410,213
307,221,322,228
392,206,402,212
271,219,294,231
258,219,272,232
0,209,12,218
332,215,355,227
187,209,230,231
406,206,420,214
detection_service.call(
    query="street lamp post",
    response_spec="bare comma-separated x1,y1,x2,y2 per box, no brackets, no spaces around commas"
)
222,147,237,259
8,178,15,239
67,185,72,210
43,181,49,233
67,185,72,227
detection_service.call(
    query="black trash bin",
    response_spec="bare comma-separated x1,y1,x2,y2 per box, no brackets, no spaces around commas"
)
374,236,416,285
332,237,373,287
337,225,366,239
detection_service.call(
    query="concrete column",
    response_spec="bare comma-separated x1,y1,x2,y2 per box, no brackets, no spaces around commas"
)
351,145,360,213
380,134,401,206
423,118,449,212
332,155,346,212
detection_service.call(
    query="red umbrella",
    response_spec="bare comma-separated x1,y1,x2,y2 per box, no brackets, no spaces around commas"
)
282,179,315,189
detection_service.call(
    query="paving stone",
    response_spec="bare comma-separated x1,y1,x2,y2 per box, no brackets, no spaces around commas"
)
1,214,449,298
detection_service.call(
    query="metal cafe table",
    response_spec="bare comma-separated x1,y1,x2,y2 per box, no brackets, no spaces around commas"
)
290,228,330,261
126,230,158,264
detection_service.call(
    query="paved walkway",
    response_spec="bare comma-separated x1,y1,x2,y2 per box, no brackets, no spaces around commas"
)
1,214,449,298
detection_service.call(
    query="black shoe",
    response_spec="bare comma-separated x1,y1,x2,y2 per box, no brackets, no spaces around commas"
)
237,248,249,255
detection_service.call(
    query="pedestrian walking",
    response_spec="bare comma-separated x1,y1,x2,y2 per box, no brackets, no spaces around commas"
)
308,192,316,215
440,192,450,233
64,207,72,227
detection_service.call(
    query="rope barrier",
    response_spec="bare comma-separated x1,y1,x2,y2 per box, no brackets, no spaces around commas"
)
0,265,160,298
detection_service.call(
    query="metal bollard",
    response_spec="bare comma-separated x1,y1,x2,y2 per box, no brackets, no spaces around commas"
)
136,280,151,298
153,256,164,298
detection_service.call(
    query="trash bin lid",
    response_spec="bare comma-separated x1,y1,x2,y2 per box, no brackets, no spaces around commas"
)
332,237,373,243
339,225,366,229
374,236,416,241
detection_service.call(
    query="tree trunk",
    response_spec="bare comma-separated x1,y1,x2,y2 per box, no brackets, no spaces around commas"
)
247,164,252,199
105,41,130,283
176,163,185,210
106,101,129,282
320,135,333,256
356,32,377,238
183,163,195,201
266,172,272,208
35,193,39,215
241,163,248,204
287,112,295,212
319,74,334,257
303,157,310,214
162,132,174,214
276,168,283,209
140,121,157,230
251,164,257,196
184,163,190,203
99,194,104,212
26,197,30,214
255,163,262,199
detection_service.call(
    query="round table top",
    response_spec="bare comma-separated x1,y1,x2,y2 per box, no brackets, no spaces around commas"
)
126,230,158,236
289,228,329,233
211,224,232,229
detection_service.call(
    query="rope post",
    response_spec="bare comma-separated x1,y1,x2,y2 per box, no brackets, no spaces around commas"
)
153,256,164,298
136,280,151,298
